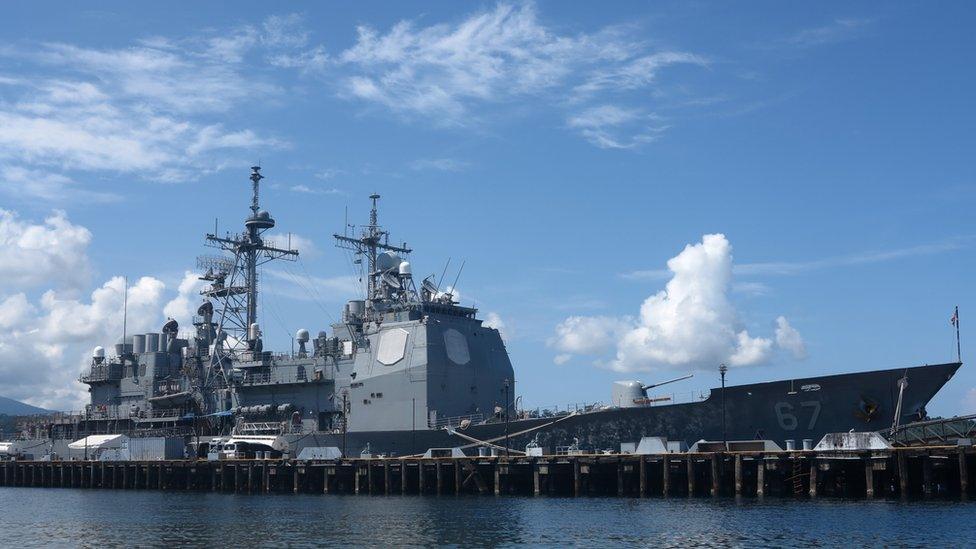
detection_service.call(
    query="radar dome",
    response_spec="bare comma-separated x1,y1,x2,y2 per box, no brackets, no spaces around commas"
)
398,261,412,276
376,251,401,272
92,346,105,359
296,329,310,342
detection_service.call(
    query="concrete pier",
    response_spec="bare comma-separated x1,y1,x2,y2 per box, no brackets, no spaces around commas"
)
1,446,973,499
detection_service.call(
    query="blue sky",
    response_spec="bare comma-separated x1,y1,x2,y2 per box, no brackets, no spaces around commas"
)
0,1,973,415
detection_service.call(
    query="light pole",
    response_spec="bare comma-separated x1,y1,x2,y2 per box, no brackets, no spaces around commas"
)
503,379,510,457
719,363,728,447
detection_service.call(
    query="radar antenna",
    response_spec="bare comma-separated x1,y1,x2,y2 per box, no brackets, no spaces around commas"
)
334,194,412,311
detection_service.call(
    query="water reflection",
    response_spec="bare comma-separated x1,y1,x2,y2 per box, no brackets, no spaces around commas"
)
1,488,973,547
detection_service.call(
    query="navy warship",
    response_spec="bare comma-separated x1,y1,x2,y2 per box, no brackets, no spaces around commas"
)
25,167,961,458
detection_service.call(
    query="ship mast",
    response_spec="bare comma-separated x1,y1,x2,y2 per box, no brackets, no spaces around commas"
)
334,194,411,308
198,167,298,374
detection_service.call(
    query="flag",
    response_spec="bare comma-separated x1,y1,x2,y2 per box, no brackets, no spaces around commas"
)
951,308,958,327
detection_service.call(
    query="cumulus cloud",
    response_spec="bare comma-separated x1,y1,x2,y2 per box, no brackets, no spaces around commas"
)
483,312,511,341
0,208,213,409
0,209,93,291
775,316,807,359
0,275,196,409
162,271,206,328
550,234,804,372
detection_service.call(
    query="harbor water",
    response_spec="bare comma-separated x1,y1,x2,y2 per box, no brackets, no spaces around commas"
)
2,488,975,547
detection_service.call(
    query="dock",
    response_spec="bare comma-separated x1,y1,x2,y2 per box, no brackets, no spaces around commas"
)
2,446,973,498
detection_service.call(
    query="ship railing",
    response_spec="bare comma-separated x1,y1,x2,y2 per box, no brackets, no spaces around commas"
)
429,413,485,429
888,413,976,446
83,405,133,420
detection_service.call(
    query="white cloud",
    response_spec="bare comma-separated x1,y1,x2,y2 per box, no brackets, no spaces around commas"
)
410,158,468,172
0,275,177,409
964,388,976,414
775,316,807,359
162,271,206,328
620,238,970,280
289,184,344,196
0,19,293,191
0,293,35,330
549,315,629,355
1,166,120,203
787,18,871,48
566,105,667,149
0,209,93,291
262,13,311,49
282,2,702,146
551,234,802,373
553,353,572,365
483,311,511,341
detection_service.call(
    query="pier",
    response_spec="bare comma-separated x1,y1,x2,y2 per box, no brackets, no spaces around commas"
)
1,446,973,499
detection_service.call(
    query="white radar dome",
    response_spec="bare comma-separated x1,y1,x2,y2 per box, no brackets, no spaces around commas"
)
398,261,412,276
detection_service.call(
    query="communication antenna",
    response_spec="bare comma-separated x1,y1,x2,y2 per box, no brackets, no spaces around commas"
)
121,276,128,349
449,260,466,298
436,258,452,292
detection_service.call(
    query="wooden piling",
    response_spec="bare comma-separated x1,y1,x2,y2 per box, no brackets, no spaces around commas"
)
865,459,874,498
960,448,969,497
454,461,462,495
436,461,443,495
533,463,541,496
897,451,909,496
639,457,647,497
734,454,743,496
687,456,695,496
922,456,933,497
384,461,391,495
400,460,407,495
756,458,765,497
420,462,427,494
247,464,254,494
573,460,581,497
710,454,720,497
617,460,625,497
662,458,670,497
493,462,501,496
293,465,300,494
809,460,818,498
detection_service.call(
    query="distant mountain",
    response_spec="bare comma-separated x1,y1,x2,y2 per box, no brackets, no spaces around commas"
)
0,396,50,416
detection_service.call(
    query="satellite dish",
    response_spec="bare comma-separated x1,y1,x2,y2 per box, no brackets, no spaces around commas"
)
376,251,400,272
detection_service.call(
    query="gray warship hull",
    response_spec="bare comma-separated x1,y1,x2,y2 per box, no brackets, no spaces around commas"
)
293,361,961,456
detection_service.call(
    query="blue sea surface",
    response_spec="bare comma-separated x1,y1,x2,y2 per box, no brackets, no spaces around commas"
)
1,488,974,547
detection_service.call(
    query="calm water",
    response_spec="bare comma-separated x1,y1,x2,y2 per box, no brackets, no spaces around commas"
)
2,488,975,547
